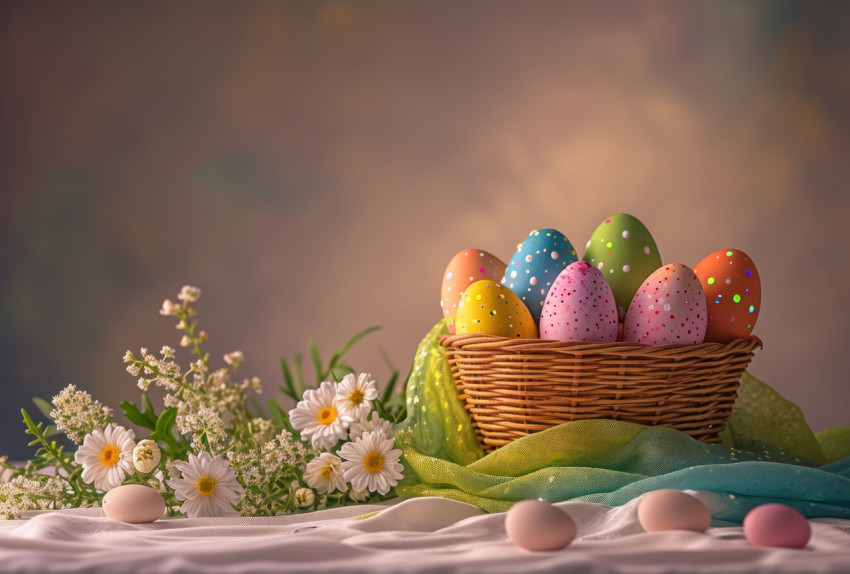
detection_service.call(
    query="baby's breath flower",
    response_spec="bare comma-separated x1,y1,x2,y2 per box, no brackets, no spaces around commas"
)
179,408,229,454
294,487,315,508
223,351,243,367
180,335,192,347
0,476,67,519
159,299,178,316
177,285,201,303
133,439,162,474
50,385,114,445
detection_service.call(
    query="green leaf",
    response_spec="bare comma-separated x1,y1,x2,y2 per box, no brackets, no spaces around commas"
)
120,399,157,430
149,407,178,447
280,358,298,401
308,335,324,385
141,393,157,419
32,397,55,420
294,353,306,393
336,325,381,360
267,400,295,433
381,371,400,405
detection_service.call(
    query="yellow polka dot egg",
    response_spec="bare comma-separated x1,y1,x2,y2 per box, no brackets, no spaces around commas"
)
455,280,538,338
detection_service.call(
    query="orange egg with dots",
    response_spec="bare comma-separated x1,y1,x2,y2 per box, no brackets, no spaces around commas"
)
693,249,761,343
440,249,507,334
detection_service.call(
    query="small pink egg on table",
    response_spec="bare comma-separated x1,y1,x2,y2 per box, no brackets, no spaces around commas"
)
743,503,811,549
505,500,577,552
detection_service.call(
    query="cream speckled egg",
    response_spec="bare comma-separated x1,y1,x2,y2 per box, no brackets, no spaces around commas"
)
102,484,166,523
505,500,577,551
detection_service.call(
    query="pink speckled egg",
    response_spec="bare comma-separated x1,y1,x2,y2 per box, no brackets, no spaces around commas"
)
637,490,711,533
540,261,618,342
505,500,577,551
743,503,811,549
440,249,507,334
624,263,708,345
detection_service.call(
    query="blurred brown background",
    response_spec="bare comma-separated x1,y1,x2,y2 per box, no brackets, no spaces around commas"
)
1,1,848,459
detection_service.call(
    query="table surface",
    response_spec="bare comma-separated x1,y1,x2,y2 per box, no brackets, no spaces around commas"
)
1,496,848,574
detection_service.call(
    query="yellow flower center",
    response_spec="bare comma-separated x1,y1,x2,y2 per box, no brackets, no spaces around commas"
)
100,445,120,467
319,466,334,480
348,389,365,406
363,452,385,474
196,476,217,496
317,407,338,426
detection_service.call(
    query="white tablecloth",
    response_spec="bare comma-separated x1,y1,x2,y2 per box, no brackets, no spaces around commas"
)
1,496,848,574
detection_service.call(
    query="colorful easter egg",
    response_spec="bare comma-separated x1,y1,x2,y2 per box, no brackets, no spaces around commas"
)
455,280,538,338
440,248,508,334
624,263,707,345
693,249,761,343
503,229,578,325
582,214,662,320
539,261,618,342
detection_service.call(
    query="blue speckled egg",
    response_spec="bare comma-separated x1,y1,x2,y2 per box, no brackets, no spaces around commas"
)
502,229,578,325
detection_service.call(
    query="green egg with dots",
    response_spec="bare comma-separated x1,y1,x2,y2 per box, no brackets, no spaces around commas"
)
582,214,662,319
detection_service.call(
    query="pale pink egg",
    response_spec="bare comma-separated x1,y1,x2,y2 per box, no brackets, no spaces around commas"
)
540,261,618,342
102,484,166,523
637,490,711,533
624,263,707,345
505,500,577,551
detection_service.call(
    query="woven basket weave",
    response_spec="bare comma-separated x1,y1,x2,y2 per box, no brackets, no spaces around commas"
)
440,334,762,452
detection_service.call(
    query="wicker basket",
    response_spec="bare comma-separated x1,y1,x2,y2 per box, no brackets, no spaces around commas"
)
440,334,762,452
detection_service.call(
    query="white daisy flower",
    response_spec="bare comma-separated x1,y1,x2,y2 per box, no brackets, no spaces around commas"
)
167,451,244,518
288,381,352,450
303,452,346,493
132,439,162,474
74,424,136,492
339,430,404,496
349,413,393,442
336,373,380,418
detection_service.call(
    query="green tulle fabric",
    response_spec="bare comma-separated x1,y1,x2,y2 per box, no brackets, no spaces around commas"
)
392,321,850,522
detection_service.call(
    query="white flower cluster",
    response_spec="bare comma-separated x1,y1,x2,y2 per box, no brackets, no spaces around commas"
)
227,430,313,515
290,373,404,497
3,286,405,522
0,475,67,520
49,384,113,445
124,286,263,455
